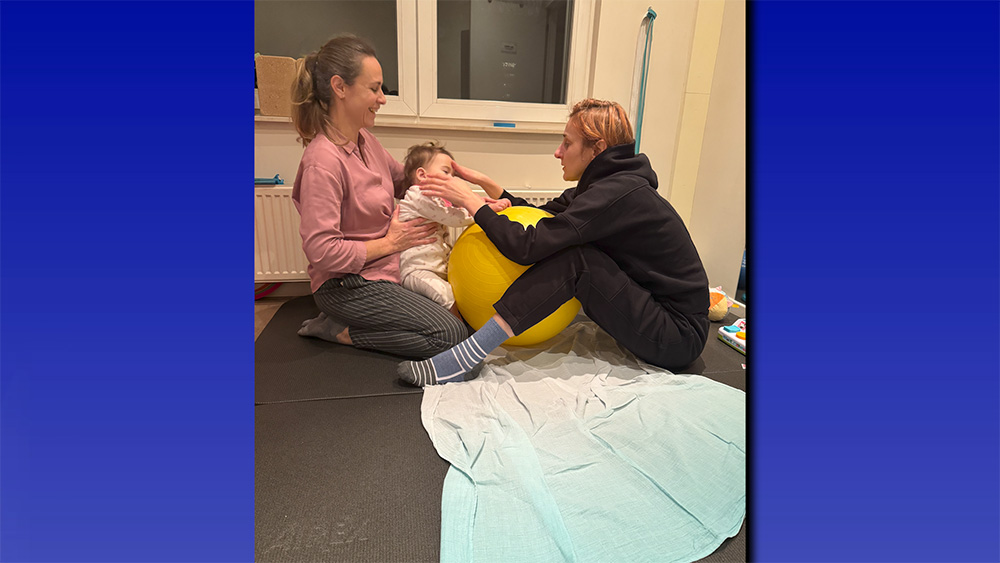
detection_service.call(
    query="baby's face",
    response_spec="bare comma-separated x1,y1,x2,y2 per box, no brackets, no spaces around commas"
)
422,153,455,178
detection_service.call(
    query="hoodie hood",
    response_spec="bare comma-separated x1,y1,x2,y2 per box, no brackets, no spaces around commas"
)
577,143,658,192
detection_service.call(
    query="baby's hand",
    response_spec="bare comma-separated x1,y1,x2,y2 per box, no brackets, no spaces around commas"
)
485,198,512,213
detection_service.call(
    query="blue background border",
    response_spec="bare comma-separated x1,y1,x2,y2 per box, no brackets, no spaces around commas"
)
752,1,999,561
1,0,997,561
1,1,253,560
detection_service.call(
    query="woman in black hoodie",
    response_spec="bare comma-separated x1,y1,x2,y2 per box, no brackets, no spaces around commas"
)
398,99,710,386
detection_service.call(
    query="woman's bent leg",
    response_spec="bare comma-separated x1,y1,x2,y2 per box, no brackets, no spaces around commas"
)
493,246,709,370
314,275,468,358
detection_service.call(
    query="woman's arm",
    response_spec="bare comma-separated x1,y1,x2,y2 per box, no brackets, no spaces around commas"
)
406,188,475,228
418,173,490,217
296,165,368,274
451,159,574,213
474,182,637,265
451,160,505,200
363,207,438,262
298,165,436,273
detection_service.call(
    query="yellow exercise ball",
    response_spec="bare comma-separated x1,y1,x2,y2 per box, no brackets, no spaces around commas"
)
449,206,581,346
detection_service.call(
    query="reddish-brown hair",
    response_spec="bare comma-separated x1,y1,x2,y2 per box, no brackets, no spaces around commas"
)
568,98,635,148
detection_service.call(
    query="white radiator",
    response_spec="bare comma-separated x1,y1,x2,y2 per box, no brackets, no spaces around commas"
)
254,187,563,282
255,187,309,282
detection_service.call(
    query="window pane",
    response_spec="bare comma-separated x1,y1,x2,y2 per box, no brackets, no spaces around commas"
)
254,1,399,95
437,0,572,104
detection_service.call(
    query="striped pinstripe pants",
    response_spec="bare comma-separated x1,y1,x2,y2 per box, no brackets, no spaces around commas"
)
313,274,469,359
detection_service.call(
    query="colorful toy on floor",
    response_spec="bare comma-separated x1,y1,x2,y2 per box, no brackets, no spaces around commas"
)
718,318,746,355
448,207,581,346
708,287,732,321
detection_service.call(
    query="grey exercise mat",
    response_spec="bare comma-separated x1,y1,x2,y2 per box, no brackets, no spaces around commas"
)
255,299,747,562
697,521,747,563
255,295,419,403
256,296,746,403
688,310,748,392
255,394,746,562
255,393,448,562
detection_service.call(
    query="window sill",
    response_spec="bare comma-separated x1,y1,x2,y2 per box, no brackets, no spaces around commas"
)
254,113,564,135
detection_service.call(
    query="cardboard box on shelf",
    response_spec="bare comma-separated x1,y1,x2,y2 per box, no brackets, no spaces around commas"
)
255,55,299,117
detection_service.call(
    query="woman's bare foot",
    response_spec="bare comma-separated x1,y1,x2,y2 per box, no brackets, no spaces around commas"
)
336,327,353,345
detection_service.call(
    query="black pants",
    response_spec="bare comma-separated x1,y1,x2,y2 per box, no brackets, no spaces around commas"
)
493,245,709,370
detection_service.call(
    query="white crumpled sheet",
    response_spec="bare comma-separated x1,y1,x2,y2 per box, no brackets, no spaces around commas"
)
421,321,746,563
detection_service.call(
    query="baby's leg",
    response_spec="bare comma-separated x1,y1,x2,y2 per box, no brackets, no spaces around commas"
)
401,270,456,310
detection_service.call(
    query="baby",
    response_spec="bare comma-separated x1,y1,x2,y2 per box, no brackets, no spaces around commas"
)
399,142,510,316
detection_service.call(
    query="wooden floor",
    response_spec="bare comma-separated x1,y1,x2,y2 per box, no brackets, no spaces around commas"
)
254,296,296,341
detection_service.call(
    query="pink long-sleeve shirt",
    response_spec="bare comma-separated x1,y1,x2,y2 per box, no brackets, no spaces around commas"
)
292,128,407,292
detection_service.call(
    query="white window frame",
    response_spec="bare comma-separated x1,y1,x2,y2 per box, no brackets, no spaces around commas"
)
379,0,420,116
379,0,594,127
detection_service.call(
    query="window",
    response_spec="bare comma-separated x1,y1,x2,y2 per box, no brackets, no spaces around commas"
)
254,0,594,127
254,1,400,93
253,0,417,116
436,0,572,104
417,0,594,124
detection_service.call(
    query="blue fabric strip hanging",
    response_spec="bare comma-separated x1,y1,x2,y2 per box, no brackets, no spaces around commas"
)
629,7,657,154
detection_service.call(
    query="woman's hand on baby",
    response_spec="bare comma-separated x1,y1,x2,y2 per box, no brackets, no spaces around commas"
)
450,159,504,199
387,207,437,251
450,160,486,185
419,173,484,212
484,197,511,213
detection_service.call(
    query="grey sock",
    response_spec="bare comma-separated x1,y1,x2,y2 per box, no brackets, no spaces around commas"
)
297,313,348,342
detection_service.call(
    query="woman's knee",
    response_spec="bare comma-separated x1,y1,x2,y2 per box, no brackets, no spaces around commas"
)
426,315,469,351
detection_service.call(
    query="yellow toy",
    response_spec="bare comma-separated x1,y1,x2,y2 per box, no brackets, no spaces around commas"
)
709,288,730,321
448,207,581,346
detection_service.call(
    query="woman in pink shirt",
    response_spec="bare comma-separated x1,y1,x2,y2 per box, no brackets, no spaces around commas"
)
289,35,469,358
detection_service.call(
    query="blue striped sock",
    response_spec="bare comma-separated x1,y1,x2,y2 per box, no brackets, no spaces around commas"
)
398,318,509,386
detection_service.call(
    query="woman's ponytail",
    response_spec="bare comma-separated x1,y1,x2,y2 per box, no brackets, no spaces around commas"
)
291,53,328,146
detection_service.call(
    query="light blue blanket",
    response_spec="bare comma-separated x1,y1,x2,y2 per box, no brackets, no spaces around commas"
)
421,322,746,563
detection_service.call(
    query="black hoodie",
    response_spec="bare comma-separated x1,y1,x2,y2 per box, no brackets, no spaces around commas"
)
474,143,710,317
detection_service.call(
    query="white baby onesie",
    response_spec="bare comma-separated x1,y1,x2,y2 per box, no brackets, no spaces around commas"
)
397,185,474,309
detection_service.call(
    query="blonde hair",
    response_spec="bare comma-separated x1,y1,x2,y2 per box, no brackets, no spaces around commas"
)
403,142,454,186
568,98,635,148
291,35,377,147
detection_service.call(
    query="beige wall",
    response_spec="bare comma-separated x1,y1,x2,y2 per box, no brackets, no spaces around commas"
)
687,0,746,295
255,0,746,295
590,0,698,206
